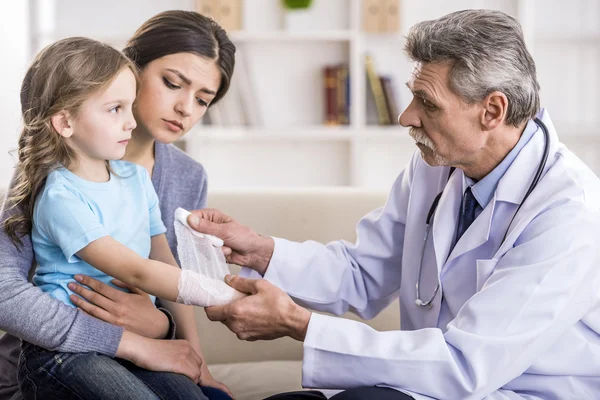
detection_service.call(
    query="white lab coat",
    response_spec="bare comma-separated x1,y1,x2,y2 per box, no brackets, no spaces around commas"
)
244,109,600,399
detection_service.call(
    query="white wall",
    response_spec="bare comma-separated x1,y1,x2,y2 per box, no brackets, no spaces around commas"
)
0,2,28,188
6,1,600,190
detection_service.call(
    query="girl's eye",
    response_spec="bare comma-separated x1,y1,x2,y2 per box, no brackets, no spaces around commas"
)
163,77,180,90
197,98,208,107
109,105,121,113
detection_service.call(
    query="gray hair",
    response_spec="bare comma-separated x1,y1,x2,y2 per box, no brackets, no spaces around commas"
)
405,9,540,127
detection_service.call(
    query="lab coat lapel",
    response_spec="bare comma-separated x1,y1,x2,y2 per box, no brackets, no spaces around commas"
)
446,197,495,265
431,169,462,272
496,110,558,205
446,109,559,263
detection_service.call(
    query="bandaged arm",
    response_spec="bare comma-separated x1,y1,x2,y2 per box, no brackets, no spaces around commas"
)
148,235,203,355
77,235,206,306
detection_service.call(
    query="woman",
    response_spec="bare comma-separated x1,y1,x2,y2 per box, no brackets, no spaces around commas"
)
0,10,234,400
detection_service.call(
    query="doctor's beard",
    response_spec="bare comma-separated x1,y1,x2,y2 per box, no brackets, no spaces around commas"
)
409,128,448,166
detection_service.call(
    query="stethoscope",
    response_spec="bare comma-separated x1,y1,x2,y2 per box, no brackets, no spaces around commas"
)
415,117,551,308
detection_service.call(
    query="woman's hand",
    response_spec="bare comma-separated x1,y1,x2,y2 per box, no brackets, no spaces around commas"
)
200,366,235,399
68,274,170,339
117,331,203,383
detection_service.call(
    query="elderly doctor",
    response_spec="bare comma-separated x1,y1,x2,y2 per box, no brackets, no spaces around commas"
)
189,9,600,400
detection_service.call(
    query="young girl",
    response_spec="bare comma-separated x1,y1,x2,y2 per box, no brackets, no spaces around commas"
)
4,37,230,400
0,10,235,400
0,10,236,400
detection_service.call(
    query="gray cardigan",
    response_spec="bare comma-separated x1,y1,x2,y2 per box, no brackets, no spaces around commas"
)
0,143,208,399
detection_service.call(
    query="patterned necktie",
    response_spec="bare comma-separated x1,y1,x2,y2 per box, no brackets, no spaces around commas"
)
456,187,478,242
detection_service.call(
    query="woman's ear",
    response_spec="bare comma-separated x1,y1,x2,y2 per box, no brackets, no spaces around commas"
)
50,111,74,138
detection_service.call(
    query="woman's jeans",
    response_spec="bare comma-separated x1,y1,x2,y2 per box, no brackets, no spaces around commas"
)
18,341,230,400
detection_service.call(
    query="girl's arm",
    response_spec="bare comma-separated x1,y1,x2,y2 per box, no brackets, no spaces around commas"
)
76,235,181,301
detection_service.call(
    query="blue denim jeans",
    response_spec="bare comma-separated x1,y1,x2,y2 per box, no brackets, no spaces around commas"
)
18,341,231,400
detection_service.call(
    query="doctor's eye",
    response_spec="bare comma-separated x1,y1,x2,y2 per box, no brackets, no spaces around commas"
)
422,98,436,110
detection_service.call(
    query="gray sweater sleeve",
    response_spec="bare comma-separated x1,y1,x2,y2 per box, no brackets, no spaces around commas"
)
0,182,123,355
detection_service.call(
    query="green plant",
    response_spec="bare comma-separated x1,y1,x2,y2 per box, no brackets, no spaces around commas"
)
282,0,313,10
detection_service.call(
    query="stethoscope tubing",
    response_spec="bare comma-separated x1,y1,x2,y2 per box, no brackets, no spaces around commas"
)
415,118,551,308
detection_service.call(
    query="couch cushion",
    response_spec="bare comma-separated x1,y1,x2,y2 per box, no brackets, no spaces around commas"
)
199,188,401,366
209,360,304,400
206,187,389,245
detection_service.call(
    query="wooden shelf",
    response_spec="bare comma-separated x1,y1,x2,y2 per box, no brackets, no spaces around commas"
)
190,126,355,142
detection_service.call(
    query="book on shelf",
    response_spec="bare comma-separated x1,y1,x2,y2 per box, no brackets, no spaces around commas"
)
323,64,351,126
365,54,390,125
380,75,400,124
366,55,400,126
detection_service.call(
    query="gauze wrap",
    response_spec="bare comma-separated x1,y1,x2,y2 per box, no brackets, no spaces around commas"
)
174,208,246,306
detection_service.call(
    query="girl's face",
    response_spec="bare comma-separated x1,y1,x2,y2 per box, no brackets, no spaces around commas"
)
67,67,137,162
133,52,222,144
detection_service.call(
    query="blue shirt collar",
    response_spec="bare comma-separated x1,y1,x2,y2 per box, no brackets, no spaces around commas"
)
463,118,539,209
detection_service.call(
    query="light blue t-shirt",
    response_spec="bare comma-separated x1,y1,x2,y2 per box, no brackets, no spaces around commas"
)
32,161,167,307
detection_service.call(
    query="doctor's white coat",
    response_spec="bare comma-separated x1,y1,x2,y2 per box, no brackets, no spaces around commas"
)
249,110,600,399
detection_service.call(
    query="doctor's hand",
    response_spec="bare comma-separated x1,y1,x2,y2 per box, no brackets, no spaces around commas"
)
68,275,170,339
205,275,311,342
188,208,274,275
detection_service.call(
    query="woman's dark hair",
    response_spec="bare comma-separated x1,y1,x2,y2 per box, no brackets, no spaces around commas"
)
123,10,235,105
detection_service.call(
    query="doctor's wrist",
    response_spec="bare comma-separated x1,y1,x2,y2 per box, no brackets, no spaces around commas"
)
286,304,312,342
251,235,274,275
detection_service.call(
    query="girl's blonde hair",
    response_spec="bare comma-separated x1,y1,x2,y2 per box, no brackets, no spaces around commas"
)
4,37,138,247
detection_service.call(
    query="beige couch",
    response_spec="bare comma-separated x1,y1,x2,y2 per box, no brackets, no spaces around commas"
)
201,188,399,400
0,186,398,399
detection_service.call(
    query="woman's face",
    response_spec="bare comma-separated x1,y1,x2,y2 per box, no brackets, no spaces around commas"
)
133,52,222,144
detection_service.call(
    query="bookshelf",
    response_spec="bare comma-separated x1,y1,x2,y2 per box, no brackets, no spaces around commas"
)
27,0,600,188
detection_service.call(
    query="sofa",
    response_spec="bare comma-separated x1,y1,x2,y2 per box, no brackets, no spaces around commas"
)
0,186,399,399
201,187,399,400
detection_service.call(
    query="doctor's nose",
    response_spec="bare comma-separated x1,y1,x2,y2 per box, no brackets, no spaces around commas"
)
398,98,421,128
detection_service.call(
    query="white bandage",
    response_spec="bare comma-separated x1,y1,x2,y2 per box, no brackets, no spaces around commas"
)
174,208,246,306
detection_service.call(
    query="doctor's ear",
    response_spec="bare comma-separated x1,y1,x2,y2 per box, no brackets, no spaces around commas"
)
50,111,74,138
480,91,508,131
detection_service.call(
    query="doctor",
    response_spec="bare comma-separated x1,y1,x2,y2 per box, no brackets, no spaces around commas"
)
191,9,600,400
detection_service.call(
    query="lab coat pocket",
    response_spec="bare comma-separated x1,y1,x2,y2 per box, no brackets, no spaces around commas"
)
476,259,499,291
